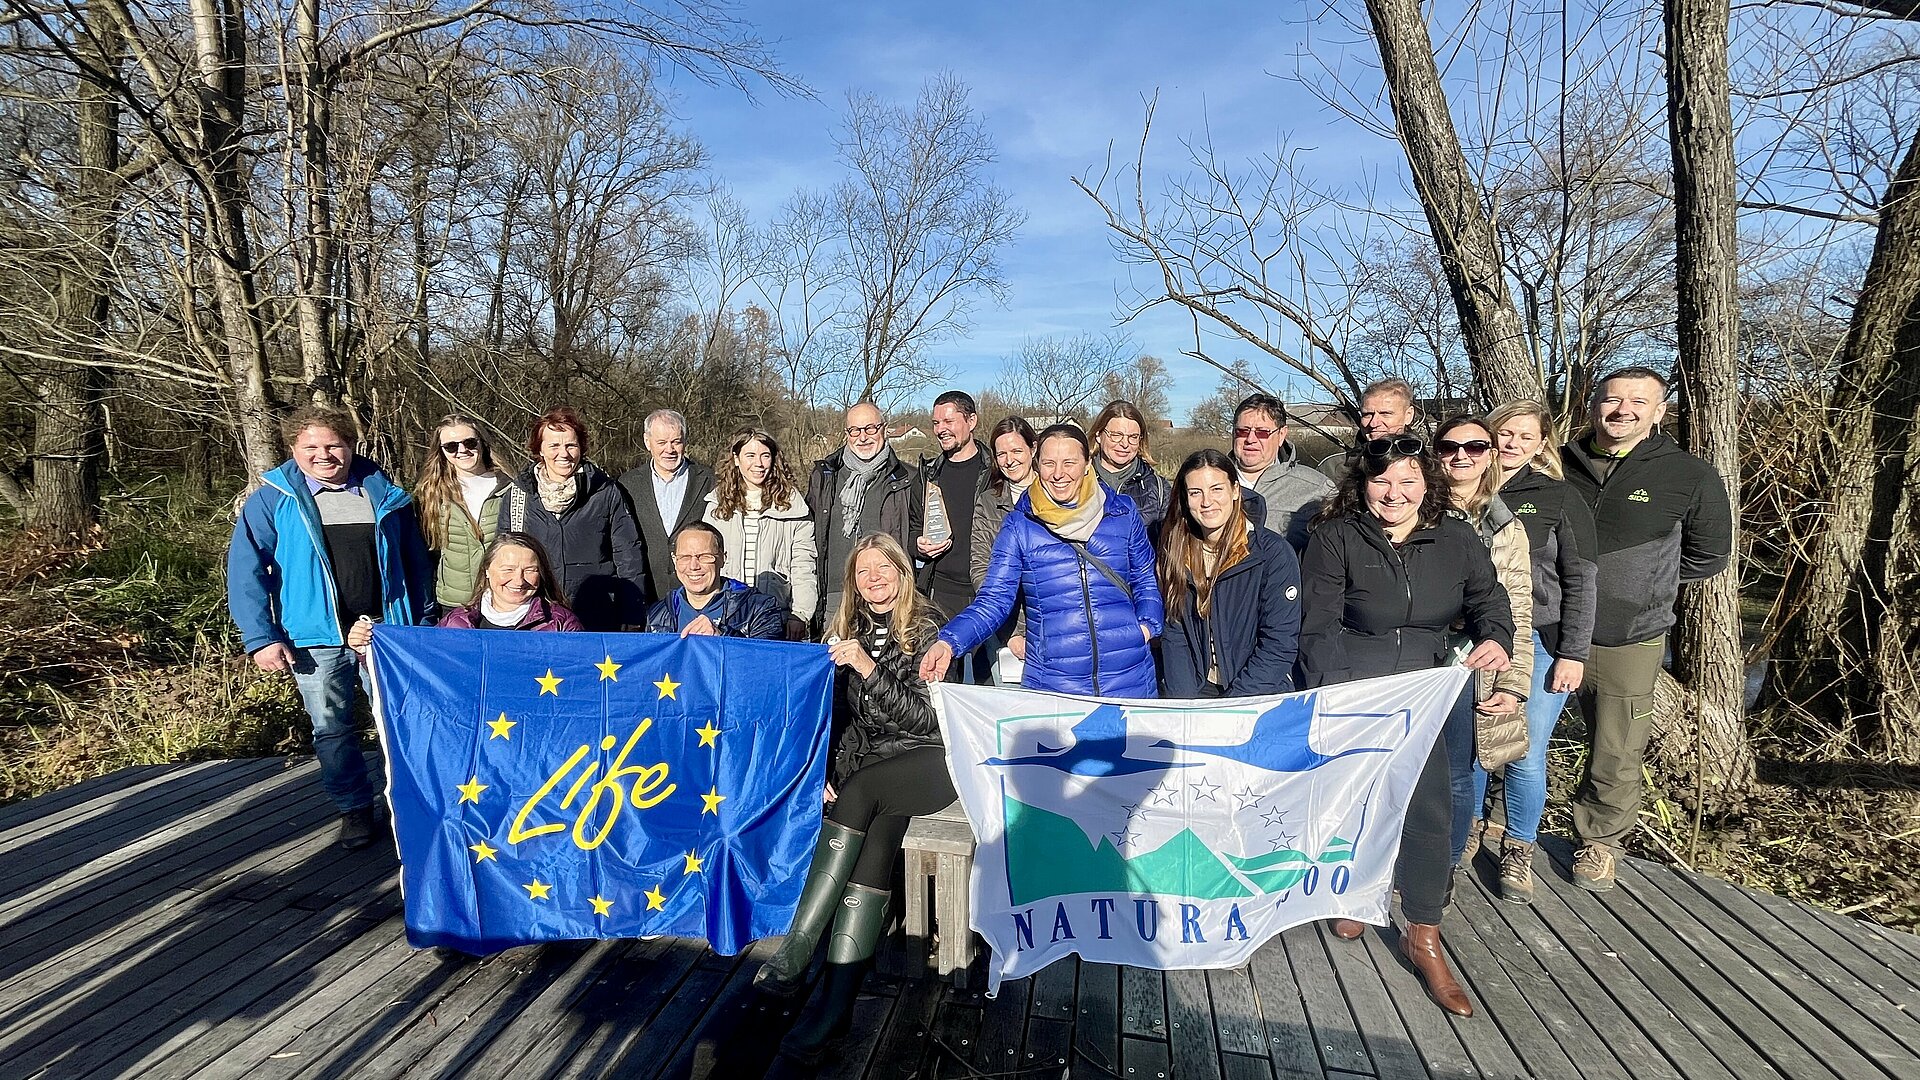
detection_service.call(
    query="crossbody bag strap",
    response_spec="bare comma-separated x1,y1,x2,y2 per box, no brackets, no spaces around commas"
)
1067,539,1133,603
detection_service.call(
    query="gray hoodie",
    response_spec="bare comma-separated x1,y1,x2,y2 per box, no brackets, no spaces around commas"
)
1243,441,1336,552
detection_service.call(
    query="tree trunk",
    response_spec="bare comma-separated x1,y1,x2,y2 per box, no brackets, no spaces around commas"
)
289,0,339,405
1661,0,1753,789
29,11,122,537
1768,126,1920,763
1363,0,1542,407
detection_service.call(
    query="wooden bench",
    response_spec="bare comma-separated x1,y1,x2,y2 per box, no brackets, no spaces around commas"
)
887,800,977,986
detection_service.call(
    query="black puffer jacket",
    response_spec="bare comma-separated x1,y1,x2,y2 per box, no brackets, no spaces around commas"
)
1499,465,1599,662
1297,511,1516,687
1161,527,1302,696
500,462,647,631
833,609,942,783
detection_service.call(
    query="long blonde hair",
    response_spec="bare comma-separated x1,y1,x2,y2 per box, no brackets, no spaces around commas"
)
1486,400,1564,481
828,533,942,654
1435,415,1504,525
417,414,508,551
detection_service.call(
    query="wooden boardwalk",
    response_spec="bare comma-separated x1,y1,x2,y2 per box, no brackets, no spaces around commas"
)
3,757,1919,1079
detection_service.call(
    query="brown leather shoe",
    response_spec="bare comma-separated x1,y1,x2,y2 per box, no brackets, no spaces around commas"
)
1329,918,1367,940
1400,923,1473,1017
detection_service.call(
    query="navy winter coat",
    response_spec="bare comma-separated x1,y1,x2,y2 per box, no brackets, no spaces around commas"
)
499,462,647,631
940,485,1165,697
1160,527,1302,697
643,579,786,640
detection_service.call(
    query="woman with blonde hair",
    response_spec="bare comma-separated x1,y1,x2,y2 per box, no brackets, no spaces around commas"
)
702,427,819,636
413,414,512,609
1089,399,1172,533
1468,400,1597,902
756,533,952,1064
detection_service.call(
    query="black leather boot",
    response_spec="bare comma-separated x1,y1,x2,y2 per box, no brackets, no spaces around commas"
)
754,821,864,996
779,883,890,1065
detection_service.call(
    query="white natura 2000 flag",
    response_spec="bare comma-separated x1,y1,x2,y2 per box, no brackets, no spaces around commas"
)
933,667,1471,994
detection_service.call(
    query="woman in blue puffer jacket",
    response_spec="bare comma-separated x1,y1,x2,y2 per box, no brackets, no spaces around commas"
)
920,424,1164,696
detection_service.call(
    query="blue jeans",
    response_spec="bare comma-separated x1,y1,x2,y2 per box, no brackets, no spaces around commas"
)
1471,633,1568,845
289,644,376,812
1444,684,1477,865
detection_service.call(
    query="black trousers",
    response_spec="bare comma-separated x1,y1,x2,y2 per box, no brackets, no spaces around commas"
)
829,746,958,889
1395,734,1453,925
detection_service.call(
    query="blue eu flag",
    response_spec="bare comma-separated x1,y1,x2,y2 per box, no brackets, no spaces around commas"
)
367,626,834,955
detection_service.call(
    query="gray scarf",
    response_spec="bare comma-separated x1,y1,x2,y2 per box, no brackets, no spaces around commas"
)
837,445,894,537
1094,455,1144,493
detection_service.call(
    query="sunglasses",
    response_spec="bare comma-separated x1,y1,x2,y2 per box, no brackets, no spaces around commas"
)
440,437,481,454
1362,436,1426,459
1233,425,1278,441
846,422,885,436
1436,439,1493,458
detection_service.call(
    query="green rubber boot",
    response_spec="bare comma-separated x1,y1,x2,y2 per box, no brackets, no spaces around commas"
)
754,820,864,996
779,883,891,1065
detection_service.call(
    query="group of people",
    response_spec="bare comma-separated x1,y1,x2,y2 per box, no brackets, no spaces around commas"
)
225,367,1730,1063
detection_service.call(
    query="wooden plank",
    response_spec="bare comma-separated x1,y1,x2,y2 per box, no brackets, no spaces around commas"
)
1073,963,1123,1079
406,939,633,1077
0,762,180,833
1027,954,1075,1021
811,982,895,1080
1165,967,1224,1080
1424,879,1583,1080
1620,862,1881,1080
1525,843,1763,1080
1120,964,1166,1039
1322,923,1431,1080
1121,1034,1172,1080
1449,871,1660,1080
649,938,792,1080
1245,935,1325,1080
0,758,286,875
349,943,589,1079
575,962,731,1079
924,996,981,1079
1287,923,1376,1075
1222,1052,1276,1080
1207,965,1266,1057
506,939,702,1077
1536,842,1844,1080
1021,1017,1073,1075
1638,864,1920,1074
1354,923,1483,1080
862,972,944,1080
1752,889,1920,999
969,975,1029,1071
0,761,232,848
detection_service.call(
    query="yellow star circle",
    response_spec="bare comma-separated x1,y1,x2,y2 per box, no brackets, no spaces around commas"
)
536,669,563,695
596,655,621,681
701,787,726,816
524,879,552,901
694,722,721,748
683,850,704,875
470,840,499,863
589,895,613,916
488,713,515,740
645,885,668,911
654,673,680,699
456,777,487,804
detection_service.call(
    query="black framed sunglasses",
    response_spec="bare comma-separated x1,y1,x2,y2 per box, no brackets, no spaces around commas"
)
1362,436,1425,459
1436,438,1492,458
440,437,481,454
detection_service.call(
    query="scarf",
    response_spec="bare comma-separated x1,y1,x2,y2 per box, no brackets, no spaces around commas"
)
535,463,578,516
1028,470,1105,543
1093,455,1144,494
837,445,894,537
480,591,532,628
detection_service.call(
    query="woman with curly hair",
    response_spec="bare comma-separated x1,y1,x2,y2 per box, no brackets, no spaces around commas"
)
1299,435,1514,1017
413,415,512,610
756,534,953,1064
701,427,820,636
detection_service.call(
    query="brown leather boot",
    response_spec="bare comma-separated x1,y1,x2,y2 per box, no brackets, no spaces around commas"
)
1329,918,1367,940
1400,923,1472,1017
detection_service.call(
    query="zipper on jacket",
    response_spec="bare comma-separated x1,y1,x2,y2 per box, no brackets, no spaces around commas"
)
1077,554,1102,696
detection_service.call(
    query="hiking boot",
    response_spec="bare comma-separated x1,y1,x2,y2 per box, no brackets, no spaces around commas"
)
756,821,865,997
1573,844,1618,892
1498,841,1535,905
1460,818,1503,865
339,805,381,851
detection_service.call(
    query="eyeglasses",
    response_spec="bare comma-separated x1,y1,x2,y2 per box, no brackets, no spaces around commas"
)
674,553,720,567
1102,432,1143,445
1436,439,1492,458
1362,436,1426,459
1233,425,1278,441
440,437,481,454
846,422,885,437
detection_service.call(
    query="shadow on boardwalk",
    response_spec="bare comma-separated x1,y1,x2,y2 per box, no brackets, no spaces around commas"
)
2,757,1918,1079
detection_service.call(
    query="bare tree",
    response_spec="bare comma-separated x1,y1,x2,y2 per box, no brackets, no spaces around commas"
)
830,74,1022,405
1101,352,1172,421
993,332,1132,421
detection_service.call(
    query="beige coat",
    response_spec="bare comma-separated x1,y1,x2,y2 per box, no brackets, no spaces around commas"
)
1473,498,1535,769
701,490,821,622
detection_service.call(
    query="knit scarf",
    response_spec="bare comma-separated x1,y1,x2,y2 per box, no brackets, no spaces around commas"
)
1093,455,1144,493
535,464,578,516
1028,470,1105,543
837,445,893,537
480,591,531,628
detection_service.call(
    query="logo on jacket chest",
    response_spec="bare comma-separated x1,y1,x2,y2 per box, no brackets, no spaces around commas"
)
1627,488,1651,503
1514,502,1537,514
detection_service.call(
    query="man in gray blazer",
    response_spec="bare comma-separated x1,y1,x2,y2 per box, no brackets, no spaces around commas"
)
619,409,716,601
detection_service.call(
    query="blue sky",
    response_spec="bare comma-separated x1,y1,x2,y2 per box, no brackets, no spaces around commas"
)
659,2,1405,419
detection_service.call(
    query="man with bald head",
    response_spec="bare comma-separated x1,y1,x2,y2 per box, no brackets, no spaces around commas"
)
806,401,919,630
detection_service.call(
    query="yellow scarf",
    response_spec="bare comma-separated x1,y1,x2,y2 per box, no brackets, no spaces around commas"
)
1028,471,1104,542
